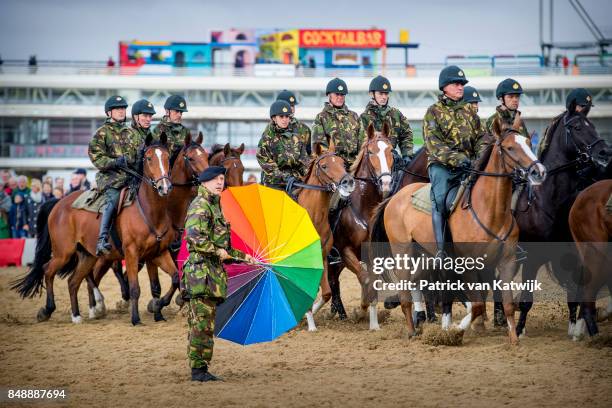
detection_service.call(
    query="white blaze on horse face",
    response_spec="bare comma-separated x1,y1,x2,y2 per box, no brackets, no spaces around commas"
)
515,135,546,177
376,141,392,192
154,148,170,192
196,149,202,156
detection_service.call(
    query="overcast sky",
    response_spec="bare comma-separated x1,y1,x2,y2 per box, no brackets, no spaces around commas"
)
1,0,611,63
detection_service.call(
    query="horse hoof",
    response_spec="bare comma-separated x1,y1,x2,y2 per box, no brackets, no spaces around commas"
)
369,324,381,331
71,315,82,324
307,327,318,332
338,312,348,320
175,294,185,307
95,302,107,317
116,299,129,312
147,298,160,313
154,312,166,322
132,319,142,326
36,308,50,322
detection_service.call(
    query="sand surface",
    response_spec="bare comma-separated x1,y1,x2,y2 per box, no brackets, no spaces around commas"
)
1,266,611,407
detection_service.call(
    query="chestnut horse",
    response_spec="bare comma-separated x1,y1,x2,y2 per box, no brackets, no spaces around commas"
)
326,122,394,329
13,133,175,326
87,132,209,321
370,114,546,344
209,143,245,186
295,140,355,331
568,179,612,338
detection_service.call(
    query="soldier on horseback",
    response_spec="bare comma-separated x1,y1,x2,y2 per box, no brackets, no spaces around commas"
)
256,100,310,191
153,94,190,160
486,78,529,139
360,75,414,168
423,66,488,260
89,98,156,256
276,89,312,155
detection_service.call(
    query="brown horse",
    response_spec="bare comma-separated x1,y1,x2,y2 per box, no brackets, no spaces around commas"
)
87,132,209,321
327,122,394,329
369,113,546,344
568,179,612,338
209,143,245,186
13,133,176,326
295,140,355,331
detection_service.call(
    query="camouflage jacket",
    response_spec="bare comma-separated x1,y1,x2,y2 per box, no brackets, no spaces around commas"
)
256,121,310,187
423,95,487,168
359,101,414,157
485,106,530,139
311,102,362,167
291,117,312,155
152,116,189,159
181,186,245,301
88,119,141,191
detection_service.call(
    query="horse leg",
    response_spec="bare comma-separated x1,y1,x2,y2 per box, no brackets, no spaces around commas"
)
37,254,72,322
145,261,163,318
68,254,97,323
89,259,113,317
441,301,453,330
499,259,519,344
148,251,179,322
124,250,142,326
399,290,416,337
85,273,103,319
328,262,346,320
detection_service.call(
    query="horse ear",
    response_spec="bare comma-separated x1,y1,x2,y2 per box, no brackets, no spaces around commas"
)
382,121,390,138
159,131,168,146
196,131,204,145
223,143,231,156
314,142,323,156
327,135,336,152
367,123,375,140
492,117,502,138
238,143,245,155
184,131,192,146
145,132,153,146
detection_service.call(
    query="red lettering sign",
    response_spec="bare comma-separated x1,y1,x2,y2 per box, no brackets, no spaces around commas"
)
299,29,385,49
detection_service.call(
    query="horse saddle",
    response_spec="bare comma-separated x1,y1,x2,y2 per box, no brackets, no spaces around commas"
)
411,182,467,216
71,188,135,214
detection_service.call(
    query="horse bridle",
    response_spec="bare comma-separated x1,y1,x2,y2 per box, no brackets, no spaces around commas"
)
287,152,351,193
545,114,607,176
353,137,393,192
122,144,173,194
172,143,205,188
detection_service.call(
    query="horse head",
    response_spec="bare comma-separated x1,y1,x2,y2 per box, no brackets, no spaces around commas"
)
355,122,394,196
172,131,208,187
491,112,547,186
561,112,612,171
143,132,172,196
312,139,355,198
213,143,245,187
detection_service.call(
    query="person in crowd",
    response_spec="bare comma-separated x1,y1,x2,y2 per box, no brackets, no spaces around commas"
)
11,175,30,200
0,181,11,239
41,182,54,202
52,187,64,199
9,193,29,238
25,179,43,237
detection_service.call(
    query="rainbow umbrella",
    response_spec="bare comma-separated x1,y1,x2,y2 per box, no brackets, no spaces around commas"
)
214,184,323,345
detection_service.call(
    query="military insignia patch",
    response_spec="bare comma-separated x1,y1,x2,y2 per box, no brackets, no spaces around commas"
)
282,107,288,113
513,83,519,89
148,103,152,107
179,102,185,107
586,95,592,102
116,97,122,101
338,85,344,91
289,96,295,102
382,83,388,90
473,92,478,97
458,70,464,77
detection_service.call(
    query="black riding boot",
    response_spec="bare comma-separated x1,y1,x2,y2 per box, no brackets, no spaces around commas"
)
191,366,222,382
432,210,448,260
95,203,115,256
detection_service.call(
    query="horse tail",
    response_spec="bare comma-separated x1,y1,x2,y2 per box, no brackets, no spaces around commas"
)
10,199,59,298
370,197,391,244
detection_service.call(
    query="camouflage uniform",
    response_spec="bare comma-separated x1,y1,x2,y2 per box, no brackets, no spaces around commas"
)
485,105,529,139
359,101,414,157
89,118,132,191
423,95,487,211
311,102,362,168
256,121,310,189
152,116,189,159
181,185,246,369
290,117,312,155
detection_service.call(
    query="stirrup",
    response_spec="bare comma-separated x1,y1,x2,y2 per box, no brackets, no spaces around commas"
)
327,247,342,265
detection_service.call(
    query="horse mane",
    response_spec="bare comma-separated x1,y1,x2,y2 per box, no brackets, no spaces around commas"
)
472,139,494,172
537,112,565,160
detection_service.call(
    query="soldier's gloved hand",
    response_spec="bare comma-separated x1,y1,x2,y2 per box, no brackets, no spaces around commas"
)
459,158,472,172
215,248,231,261
113,156,127,169
244,254,257,264
286,175,296,186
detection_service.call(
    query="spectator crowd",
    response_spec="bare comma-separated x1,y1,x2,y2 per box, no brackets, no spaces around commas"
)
0,168,92,239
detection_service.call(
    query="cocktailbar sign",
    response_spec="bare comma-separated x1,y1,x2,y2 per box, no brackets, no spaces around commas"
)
299,29,386,49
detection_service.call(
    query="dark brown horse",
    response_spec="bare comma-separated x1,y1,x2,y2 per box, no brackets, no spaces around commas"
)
87,132,208,321
209,143,245,186
568,179,612,338
326,122,394,329
13,133,175,326
512,110,611,337
370,114,546,344
296,140,355,331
